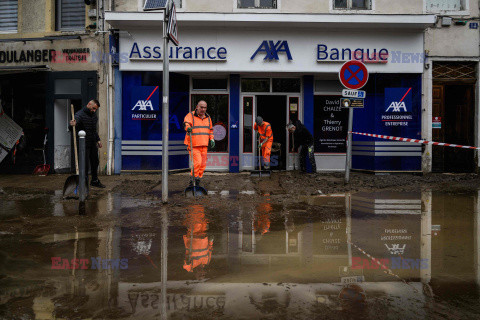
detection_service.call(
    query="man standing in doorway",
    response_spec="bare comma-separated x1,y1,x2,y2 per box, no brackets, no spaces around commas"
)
254,116,273,170
184,100,214,187
69,100,105,188
287,120,317,173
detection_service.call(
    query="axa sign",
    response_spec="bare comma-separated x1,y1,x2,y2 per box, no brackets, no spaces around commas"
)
251,40,293,61
385,88,412,113
132,100,154,111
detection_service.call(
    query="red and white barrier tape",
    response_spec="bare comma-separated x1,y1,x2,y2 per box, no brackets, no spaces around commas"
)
350,132,480,150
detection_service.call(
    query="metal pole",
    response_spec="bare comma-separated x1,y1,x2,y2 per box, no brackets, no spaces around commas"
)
161,208,168,319
345,108,353,184
162,4,170,203
345,192,352,267
78,130,86,214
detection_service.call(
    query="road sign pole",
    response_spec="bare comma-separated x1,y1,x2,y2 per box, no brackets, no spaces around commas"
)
162,2,170,203
345,108,354,184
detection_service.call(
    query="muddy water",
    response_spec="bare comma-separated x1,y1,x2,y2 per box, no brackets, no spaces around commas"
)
0,190,480,319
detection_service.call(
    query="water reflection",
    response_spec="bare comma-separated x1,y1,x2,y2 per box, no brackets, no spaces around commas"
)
0,190,480,318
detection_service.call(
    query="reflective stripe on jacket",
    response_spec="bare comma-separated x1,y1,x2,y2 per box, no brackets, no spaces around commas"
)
184,111,214,147
254,121,273,142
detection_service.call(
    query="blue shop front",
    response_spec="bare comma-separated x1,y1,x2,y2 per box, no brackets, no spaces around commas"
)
106,13,432,174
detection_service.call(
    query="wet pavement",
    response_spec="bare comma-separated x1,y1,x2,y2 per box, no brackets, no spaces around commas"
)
1,174,480,319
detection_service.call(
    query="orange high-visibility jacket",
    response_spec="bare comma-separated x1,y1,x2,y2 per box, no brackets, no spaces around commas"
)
254,121,273,142
184,111,214,147
183,235,213,272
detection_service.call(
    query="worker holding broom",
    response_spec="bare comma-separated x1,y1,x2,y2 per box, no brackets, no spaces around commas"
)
254,116,273,170
184,100,215,187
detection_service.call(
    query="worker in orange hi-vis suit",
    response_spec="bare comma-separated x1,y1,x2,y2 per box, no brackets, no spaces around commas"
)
184,100,214,187
253,116,273,170
183,204,213,279
254,202,273,235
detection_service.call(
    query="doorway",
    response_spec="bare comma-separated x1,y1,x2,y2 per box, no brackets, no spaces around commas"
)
432,84,475,172
256,95,287,170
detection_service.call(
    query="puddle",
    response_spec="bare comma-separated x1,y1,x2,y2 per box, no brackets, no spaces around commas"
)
0,190,479,319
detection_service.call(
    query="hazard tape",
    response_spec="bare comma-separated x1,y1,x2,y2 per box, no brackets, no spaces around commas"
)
350,132,480,150
347,240,419,293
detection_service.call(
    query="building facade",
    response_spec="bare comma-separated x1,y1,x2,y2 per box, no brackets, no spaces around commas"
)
101,0,478,174
0,0,111,174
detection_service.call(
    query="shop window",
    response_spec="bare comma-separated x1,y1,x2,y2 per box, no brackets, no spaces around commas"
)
272,78,301,93
54,79,82,95
191,94,229,153
241,79,270,92
0,0,18,32
243,97,253,153
56,0,86,31
334,0,371,10
314,80,343,93
238,0,277,9
426,0,465,12
192,78,228,91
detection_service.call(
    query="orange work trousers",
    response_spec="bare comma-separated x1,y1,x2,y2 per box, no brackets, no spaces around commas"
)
189,146,208,178
261,140,273,165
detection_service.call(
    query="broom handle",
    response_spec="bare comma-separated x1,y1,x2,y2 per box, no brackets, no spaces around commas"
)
71,104,79,175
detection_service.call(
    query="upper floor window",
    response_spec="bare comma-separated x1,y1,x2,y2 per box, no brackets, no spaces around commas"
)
334,0,371,10
0,0,18,33
238,0,277,9
426,0,465,12
56,0,86,31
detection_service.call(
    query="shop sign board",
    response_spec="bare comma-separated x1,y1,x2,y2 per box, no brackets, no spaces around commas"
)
314,96,348,153
382,88,413,127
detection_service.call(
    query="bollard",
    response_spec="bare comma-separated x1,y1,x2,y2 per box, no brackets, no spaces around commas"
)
78,130,86,214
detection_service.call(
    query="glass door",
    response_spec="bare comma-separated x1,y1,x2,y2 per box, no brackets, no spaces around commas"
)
241,95,255,171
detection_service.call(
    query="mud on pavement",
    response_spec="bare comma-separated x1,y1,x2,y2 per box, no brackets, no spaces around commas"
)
1,172,480,319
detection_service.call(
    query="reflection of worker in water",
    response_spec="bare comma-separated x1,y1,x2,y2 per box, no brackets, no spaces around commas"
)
254,202,273,235
254,116,273,170
183,205,213,279
287,120,317,173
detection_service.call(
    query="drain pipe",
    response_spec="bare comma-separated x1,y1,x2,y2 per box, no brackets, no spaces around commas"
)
106,0,115,175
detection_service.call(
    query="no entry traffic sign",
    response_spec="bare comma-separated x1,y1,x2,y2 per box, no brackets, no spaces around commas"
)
339,61,369,90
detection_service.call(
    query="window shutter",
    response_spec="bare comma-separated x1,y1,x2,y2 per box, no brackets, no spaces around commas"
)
0,0,18,32
60,0,85,30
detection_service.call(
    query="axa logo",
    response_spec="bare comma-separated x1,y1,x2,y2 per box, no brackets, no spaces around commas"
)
385,87,412,113
385,244,406,255
251,40,293,61
386,101,407,112
132,100,154,111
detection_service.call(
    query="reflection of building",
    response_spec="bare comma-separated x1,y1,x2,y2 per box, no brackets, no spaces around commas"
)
4,190,480,318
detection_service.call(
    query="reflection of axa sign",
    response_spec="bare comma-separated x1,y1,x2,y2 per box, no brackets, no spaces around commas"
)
251,40,293,61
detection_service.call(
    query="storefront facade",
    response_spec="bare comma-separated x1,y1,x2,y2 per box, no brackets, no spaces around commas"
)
106,13,435,173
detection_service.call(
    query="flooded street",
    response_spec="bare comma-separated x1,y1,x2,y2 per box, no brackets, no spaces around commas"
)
1,173,480,319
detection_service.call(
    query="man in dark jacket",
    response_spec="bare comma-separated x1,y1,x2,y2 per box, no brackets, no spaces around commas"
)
69,100,105,188
287,120,317,173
